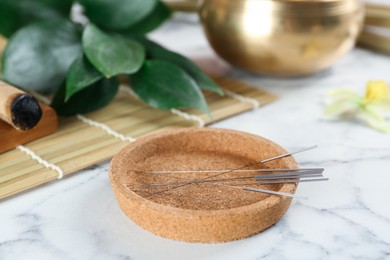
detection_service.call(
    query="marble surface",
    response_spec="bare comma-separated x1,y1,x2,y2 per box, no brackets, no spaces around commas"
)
1,11,390,260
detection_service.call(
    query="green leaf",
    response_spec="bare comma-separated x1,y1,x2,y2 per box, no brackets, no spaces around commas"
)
129,60,209,114
82,24,145,78
2,21,82,93
121,1,172,34
66,55,104,102
52,77,119,116
77,0,158,30
130,37,223,95
0,0,72,37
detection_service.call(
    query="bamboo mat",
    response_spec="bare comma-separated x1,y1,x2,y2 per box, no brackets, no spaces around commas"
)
0,77,276,200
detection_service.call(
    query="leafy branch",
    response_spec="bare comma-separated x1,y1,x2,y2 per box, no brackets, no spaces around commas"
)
0,0,222,116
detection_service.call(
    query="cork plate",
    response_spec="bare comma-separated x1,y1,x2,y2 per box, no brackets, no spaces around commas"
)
109,128,298,243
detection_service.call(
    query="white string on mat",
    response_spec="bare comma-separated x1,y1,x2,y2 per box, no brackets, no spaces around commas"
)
31,92,136,142
222,88,261,109
18,92,135,180
16,145,64,179
76,114,136,142
170,109,205,127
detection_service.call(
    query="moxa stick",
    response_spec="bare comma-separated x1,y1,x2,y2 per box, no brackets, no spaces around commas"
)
0,80,42,131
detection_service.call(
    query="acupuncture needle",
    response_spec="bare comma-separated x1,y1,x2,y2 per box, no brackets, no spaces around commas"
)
255,173,323,180
216,184,308,199
134,182,308,199
200,177,329,186
144,145,318,198
258,178,329,185
130,172,324,187
140,167,324,174
132,175,327,197
130,169,324,187
132,178,329,194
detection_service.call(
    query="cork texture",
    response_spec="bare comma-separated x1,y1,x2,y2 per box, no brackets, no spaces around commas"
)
109,128,298,243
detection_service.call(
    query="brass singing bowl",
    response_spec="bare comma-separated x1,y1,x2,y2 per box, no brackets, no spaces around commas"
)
168,0,365,76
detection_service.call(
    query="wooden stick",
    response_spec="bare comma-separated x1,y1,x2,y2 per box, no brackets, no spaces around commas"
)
358,29,390,54
364,4,390,28
365,13,390,28
365,4,390,14
0,102,58,154
0,81,42,131
365,17,390,29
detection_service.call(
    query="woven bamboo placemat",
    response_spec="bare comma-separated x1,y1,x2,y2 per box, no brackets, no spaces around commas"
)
0,77,276,200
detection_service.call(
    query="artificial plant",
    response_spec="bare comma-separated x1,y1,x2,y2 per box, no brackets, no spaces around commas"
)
325,81,390,133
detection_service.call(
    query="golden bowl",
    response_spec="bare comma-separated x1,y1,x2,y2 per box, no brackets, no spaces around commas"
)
199,0,365,76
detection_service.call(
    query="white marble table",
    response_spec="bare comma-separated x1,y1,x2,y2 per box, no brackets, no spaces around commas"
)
1,12,390,260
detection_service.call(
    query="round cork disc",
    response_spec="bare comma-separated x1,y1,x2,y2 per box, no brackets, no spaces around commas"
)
109,128,298,243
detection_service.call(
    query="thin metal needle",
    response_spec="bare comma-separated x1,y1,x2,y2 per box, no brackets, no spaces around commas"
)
130,172,323,187
260,145,318,163
254,170,323,179
255,173,323,180
141,167,324,174
258,178,329,185
144,145,318,198
243,187,308,199
254,173,323,179
220,184,308,199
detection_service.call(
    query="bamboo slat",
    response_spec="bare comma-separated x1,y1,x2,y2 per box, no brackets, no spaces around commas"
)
0,77,277,200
